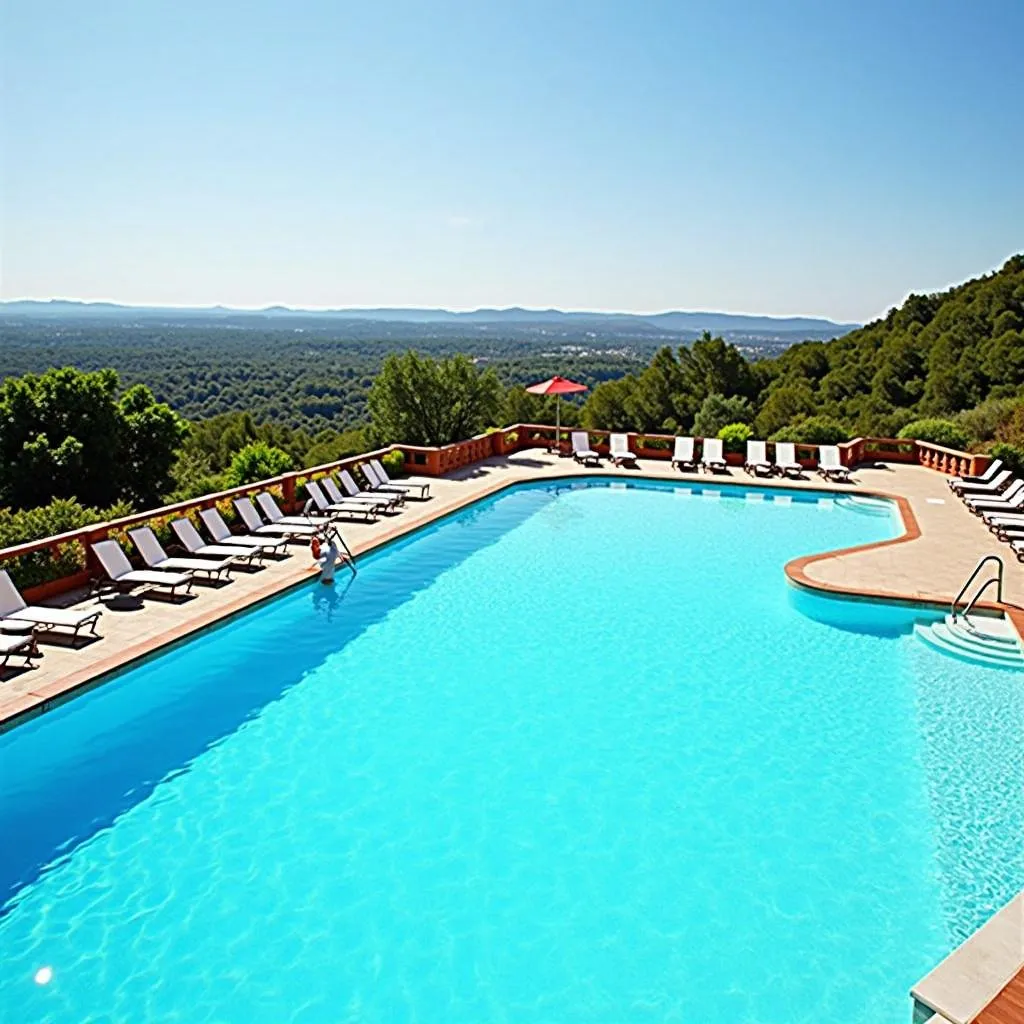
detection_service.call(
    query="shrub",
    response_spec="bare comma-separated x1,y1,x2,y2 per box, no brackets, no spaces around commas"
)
956,397,1022,444
769,416,851,446
989,442,1024,475
0,497,132,590
381,449,406,477
717,422,752,453
636,436,671,450
897,418,970,451
224,442,294,488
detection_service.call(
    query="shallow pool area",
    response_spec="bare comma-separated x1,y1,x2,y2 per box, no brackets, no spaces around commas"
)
2,478,1022,1023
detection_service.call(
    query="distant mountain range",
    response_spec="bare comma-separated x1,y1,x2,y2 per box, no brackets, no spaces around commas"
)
0,299,857,337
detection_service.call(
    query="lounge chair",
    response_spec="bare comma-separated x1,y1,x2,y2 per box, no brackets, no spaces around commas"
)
306,478,383,519
91,539,193,596
0,630,36,671
335,469,399,511
0,568,102,639
993,519,1024,541
700,437,728,473
955,469,1012,499
985,511,1024,533
744,440,772,477
235,497,318,540
671,436,697,471
817,445,852,482
966,481,1024,515
949,459,1002,494
366,459,430,500
608,433,637,467
571,431,601,467
774,442,804,478
129,527,239,581
258,489,373,526
171,518,263,566
199,507,289,555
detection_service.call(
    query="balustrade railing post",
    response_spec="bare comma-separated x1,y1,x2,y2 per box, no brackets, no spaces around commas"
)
282,474,297,513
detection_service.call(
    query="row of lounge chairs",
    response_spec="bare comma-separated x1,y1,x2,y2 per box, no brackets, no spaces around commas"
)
569,431,851,481
0,459,431,670
948,459,1024,560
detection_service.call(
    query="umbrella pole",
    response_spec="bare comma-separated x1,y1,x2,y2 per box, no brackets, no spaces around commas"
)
556,396,561,457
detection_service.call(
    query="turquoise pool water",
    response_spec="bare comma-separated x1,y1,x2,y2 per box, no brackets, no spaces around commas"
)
2,479,1023,1023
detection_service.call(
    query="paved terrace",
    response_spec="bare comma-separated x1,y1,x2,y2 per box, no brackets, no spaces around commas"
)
1,449,1022,731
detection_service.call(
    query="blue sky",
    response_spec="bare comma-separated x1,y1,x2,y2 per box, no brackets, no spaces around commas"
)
3,0,1022,321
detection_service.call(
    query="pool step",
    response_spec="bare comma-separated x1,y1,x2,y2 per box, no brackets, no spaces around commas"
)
914,614,1024,670
833,496,893,517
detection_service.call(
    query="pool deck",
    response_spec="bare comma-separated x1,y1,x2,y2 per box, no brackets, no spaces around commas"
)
1,449,1022,732
1,448,1023,1021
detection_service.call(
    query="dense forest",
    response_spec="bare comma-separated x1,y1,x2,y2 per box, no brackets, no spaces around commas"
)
0,325,650,431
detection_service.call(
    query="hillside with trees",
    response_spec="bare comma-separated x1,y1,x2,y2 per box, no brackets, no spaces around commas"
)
583,255,1024,447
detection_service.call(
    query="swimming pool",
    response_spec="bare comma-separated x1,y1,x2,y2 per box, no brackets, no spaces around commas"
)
2,478,1022,1023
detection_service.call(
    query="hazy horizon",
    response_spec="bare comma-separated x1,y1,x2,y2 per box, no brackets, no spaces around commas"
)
4,0,1022,323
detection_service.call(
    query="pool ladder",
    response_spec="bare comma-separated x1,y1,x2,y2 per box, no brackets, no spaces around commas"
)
950,555,1003,623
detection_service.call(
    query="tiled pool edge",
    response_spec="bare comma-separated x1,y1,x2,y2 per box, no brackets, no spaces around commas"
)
784,494,1024,629
911,894,1024,1024
4,468,1022,736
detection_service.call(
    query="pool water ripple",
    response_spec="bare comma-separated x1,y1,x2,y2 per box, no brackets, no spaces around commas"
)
1,479,1022,1023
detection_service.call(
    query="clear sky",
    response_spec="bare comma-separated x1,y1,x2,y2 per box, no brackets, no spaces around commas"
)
2,0,1022,322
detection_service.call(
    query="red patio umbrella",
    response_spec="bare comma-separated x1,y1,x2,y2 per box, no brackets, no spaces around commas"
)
525,376,588,453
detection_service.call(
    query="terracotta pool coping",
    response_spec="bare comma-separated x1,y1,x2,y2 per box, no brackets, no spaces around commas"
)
784,490,1023,625
3,468,1022,735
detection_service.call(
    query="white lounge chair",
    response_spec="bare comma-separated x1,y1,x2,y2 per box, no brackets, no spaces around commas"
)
992,519,1024,541
571,432,601,467
366,458,430,500
608,433,637,467
744,440,772,477
256,491,349,529
985,511,1024,532
966,479,1024,514
171,518,263,566
0,568,102,639
92,539,193,596
955,469,1012,499
700,437,728,473
306,478,382,520
0,630,36,671
774,442,804,478
671,436,696,471
335,470,399,511
323,473,385,511
817,445,852,482
199,508,288,555
130,527,239,581
235,497,318,540
949,459,1002,494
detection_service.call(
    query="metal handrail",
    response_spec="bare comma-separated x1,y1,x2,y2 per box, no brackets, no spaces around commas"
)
951,555,1004,622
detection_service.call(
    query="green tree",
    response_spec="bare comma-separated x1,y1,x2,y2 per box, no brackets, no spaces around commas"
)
368,351,503,446
224,442,294,487
753,383,816,438
692,393,752,437
0,367,186,511
678,333,756,405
